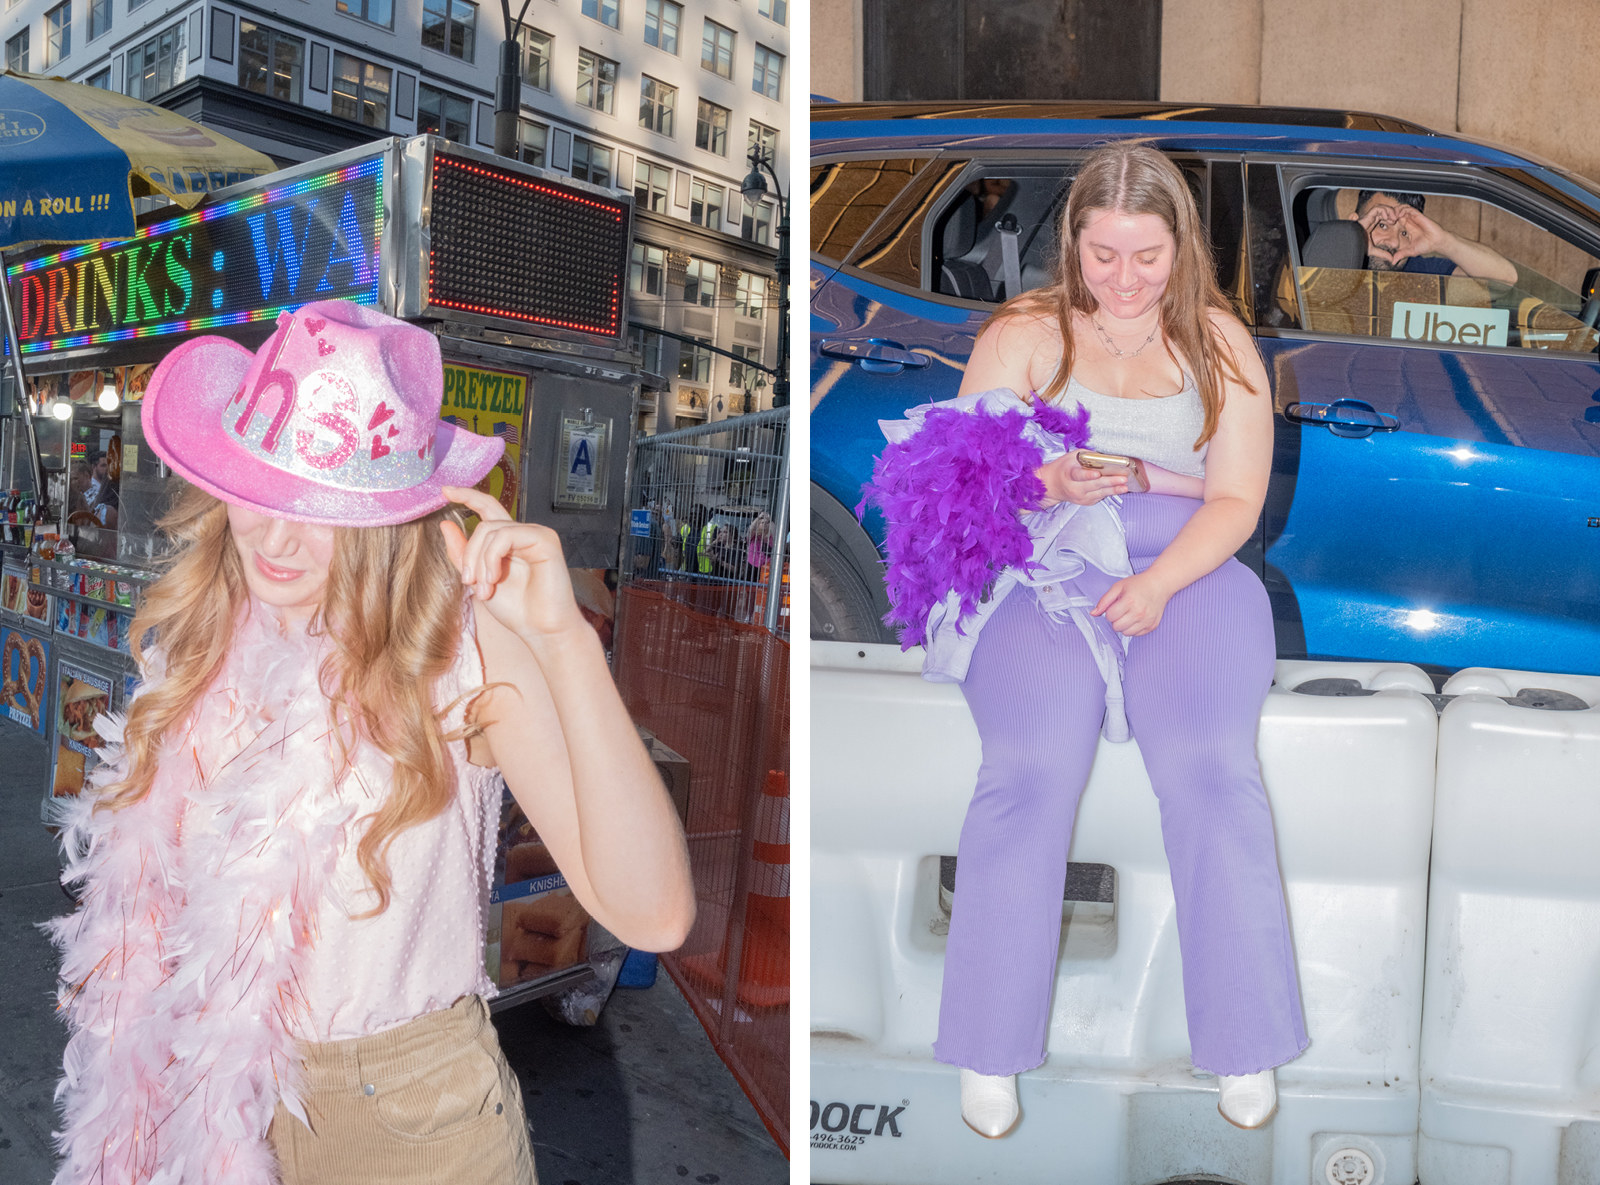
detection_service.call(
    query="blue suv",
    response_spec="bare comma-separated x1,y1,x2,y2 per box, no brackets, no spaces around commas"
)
810,101,1600,675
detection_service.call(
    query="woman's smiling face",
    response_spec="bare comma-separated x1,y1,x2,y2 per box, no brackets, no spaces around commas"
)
226,504,336,626
1077,208,1176,322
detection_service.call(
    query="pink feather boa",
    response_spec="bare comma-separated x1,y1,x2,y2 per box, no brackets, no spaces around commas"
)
45,605,358,1185
858,395,1091,647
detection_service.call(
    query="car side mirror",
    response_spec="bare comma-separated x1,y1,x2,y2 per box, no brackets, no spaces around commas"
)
1580,266,1600,329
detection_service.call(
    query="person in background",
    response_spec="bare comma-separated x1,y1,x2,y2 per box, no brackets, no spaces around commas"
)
1353,189,1517,283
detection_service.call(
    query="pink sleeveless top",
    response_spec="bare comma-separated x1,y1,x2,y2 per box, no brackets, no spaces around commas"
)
293,610,502,1041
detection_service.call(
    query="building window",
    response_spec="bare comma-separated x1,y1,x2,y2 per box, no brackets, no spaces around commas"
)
684,258,717,307
729,342,761,390
677,336,711,383
630,243,665,296
571,138,612,187
239,22,304,103
695,99,729,156
644,0,680,54
735,271,766,318
85,67,110,88
417,83,470,142
43,1,70,67
633,328,666,375
336,0,394,29
752,44,782,100
5,30,27,74
634,159,669,213
518,118,547,166
331,52,391,129
748,120,778,163
701,19,733,79
126,23,185,101
758,0,786,24
741,196,773,245
577,49,616,114
422,0,476,60
518,26,551,90
87,0,110,42
639,76,675,136
581,0,618,28
689,180,722,230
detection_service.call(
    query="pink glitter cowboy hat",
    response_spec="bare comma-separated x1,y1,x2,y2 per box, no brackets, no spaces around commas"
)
142,299,504,526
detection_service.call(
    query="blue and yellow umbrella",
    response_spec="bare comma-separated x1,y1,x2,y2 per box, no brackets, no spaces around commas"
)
0,70,277,507
0,69,275,248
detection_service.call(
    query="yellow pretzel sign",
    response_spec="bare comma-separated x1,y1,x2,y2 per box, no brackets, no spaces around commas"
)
440,363,525,522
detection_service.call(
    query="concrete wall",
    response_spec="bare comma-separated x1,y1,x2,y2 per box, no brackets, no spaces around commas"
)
1161,0,1600,185
814,2,1600,184
814,0,862,101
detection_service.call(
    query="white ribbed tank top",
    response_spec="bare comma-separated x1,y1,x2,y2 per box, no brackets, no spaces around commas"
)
1060,372,1208,478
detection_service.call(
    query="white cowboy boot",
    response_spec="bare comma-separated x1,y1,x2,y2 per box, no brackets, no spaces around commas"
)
1217,1068,1277,1128
959,1068,1020,1138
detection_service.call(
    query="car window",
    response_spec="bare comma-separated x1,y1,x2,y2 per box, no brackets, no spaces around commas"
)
1210,160,1250,322
1289,185,1600,354
841,158,966,290
928,171,1073,303
810,157,930,266
1247,162,1300,330
922,158,1212,306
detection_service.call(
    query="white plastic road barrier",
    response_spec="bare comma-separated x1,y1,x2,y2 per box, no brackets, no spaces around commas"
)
1419,667,1600,1185
811,642,1438,1185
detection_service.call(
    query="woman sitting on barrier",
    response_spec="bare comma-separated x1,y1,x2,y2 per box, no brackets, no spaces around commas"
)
46,299,695,1185
863,143,1306,1137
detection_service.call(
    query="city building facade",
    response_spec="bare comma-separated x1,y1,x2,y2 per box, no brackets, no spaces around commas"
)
0,0,788,428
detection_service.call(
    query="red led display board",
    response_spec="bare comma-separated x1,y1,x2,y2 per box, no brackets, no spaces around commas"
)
427,153,630,339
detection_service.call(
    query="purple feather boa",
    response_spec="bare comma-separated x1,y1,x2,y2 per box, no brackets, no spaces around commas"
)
858,397,1091,647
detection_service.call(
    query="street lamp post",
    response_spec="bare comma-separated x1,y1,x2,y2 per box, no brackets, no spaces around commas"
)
494,0,534,158
740,145,789,409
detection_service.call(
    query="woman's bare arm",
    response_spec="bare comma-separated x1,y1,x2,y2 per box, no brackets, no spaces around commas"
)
443,486,694,952
1092,311,1272,635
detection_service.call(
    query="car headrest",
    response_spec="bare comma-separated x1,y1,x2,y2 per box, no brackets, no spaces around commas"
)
941,195,978,258
1302,219,1367,270
1305,188,1343,225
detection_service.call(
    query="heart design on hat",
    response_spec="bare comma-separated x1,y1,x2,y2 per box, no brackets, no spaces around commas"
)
141,300,505,526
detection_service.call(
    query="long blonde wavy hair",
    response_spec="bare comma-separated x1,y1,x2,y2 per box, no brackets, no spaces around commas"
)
99,482,476,917
993,141,1254,446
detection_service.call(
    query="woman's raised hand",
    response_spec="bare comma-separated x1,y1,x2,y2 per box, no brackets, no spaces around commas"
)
1036,454,1128,506
441,485,588,645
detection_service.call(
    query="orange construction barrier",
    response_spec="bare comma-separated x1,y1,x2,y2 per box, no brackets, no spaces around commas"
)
682,770,790,1009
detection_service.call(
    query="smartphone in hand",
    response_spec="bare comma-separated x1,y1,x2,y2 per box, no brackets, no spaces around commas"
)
1076,450,1151,494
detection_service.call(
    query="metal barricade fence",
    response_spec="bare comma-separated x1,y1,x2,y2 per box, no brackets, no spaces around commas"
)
613,409,790,1154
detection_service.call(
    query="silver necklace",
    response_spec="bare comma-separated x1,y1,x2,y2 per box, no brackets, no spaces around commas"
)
1091,315,1160,359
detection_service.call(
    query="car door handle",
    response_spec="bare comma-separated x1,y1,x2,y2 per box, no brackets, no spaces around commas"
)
1284,399,1401,439
817,338,930,373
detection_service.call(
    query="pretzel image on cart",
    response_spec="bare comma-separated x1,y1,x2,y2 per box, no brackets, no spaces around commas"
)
1,631,48,726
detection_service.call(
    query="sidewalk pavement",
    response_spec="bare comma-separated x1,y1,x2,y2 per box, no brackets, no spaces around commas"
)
0,723,785,1185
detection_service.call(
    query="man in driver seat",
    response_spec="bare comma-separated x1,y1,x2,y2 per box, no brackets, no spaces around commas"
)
1352,189,1517,284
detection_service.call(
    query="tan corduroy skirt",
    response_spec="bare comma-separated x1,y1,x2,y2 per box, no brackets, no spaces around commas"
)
268,994,537,1184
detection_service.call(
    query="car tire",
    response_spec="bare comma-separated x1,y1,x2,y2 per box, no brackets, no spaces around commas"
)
811,517,896,644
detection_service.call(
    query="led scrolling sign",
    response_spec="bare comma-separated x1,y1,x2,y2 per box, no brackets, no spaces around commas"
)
427,154,629,339
6,156,384,357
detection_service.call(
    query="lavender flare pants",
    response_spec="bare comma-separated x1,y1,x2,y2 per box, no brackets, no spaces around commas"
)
932,495,1309,1078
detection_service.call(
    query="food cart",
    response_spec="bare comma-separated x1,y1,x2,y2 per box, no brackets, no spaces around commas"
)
0,135,641,1007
